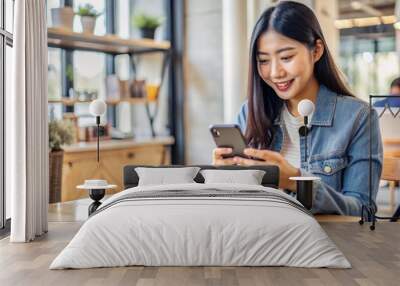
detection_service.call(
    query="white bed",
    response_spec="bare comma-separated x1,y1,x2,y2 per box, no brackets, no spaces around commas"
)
50,183,351,269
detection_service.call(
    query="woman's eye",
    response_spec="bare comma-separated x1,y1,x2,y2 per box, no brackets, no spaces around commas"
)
258,59,269,64
281,55,294,62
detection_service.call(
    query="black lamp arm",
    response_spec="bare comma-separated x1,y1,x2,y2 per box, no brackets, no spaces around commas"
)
96,116,100,163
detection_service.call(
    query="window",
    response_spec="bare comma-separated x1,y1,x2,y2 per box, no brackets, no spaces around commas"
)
1,0,14,232
340,32,399,100
115,0,169,136
47,1,108,126
48,47,63,120
72,0,106,126
5,0,13,33
73,51,107,126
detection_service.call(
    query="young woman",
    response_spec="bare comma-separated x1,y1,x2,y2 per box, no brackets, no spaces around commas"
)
212,1,382,216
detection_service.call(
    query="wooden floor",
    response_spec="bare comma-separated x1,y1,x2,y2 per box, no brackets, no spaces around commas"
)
0,199,399,286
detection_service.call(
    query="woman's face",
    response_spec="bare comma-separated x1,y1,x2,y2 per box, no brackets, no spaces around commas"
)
256,29,322,101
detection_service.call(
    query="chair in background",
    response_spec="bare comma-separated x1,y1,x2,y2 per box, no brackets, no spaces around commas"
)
361,96,400,229
381,157,400,221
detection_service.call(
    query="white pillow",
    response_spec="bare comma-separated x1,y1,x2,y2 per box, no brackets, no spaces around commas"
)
135,167,201,186
200,169,266,185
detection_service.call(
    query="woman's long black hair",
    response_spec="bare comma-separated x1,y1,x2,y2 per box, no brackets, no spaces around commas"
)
246,1,353,149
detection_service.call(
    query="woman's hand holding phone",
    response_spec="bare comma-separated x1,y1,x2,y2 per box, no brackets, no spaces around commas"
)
212,147,236,165
232,148,301,192
210,124,300,191
212,146,300,191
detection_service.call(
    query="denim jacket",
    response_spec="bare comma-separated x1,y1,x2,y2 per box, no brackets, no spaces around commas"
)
236,85,383,216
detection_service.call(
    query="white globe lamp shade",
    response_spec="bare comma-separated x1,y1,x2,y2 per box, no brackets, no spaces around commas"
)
89,99,107,116
298,99,315,117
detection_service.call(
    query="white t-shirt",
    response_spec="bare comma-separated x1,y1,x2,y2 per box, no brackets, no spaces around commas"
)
280,103,313,169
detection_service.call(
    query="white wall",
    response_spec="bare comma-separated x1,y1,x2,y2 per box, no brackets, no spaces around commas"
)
222,0,247,123
185,0,224,164
314,0,339,59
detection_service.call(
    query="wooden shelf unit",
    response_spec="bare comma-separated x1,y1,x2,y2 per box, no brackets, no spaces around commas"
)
47,27,171,55
47,27,171,137
106,97,149,105
48,97,151,106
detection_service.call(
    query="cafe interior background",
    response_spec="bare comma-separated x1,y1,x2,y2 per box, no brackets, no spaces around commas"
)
1,0,400,228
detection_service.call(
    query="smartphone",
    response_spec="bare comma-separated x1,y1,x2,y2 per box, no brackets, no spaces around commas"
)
209,124,249,159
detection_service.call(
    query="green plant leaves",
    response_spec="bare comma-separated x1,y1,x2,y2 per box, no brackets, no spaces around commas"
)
132,13,164,29
76,3,102,17
49,120,76,151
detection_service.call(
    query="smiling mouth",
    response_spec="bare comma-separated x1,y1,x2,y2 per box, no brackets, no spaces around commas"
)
274,79,294,92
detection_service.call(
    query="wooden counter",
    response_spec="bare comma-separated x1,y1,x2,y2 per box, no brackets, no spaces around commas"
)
63,136,174,152
61,136,174,202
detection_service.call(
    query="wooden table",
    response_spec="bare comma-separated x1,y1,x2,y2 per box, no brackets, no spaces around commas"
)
48,197,363,223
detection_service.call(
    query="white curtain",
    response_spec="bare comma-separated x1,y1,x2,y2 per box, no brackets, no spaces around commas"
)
7,0,48,242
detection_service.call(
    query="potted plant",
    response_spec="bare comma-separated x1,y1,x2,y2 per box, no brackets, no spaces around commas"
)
51,6,75,30
49,120,76,203
76,4,102,34
132,13,164,39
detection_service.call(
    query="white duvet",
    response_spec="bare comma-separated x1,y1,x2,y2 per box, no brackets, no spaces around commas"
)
50,183,351,269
